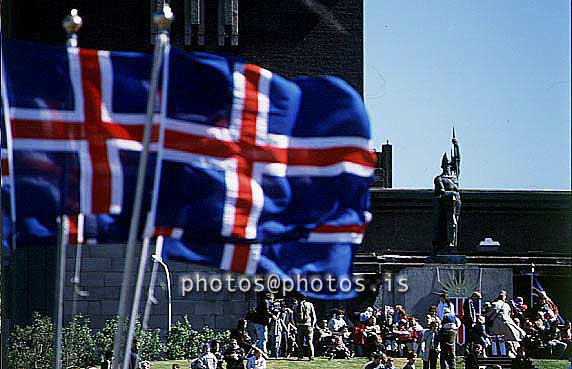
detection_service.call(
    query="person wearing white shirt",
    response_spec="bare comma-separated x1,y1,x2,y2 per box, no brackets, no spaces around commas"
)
191,343,218,369
328,309,347,333
436,292,455,320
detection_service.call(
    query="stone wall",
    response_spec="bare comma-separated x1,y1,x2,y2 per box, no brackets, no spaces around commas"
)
62,243,256,331
4,0,363,94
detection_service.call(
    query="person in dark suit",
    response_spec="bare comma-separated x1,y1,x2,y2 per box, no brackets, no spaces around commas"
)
463,292,482,345
126,338,139,369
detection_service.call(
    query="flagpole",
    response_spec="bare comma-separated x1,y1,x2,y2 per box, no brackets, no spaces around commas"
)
71,214,88,317
0,18,17,368
71,241,83,317
142,238,161,330
0,21,17,246
530,263,535,307
142,236,172,333
52,11,84,369
142,236,167,331
54,216,69,369
121,6,172,366
111,5,173,368
155,246,173,332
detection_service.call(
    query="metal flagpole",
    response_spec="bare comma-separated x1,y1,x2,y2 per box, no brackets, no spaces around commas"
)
0,109,4,369
142,240,161,330
530,263,535,307
143,236,173,333
0,19,17,249
53,11,83,369
71,214,88,317
121,6,172,366
111,5,173,368
155,246,173,332
54,216,69,369
0,19,17,368
142,236,162,330
143,236,172,333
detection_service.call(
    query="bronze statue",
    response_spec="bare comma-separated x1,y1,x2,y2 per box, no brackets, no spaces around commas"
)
433,129,461,249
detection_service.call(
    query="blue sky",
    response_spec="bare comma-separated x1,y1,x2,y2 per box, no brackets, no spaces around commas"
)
364,0,571,190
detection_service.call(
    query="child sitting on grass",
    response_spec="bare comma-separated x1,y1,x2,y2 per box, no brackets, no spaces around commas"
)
327,335,352,360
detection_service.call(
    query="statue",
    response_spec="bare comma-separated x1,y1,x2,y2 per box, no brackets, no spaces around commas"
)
433,128,461,250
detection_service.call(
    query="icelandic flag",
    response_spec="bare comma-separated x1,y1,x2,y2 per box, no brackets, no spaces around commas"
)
2,39,166,245
156,49,375,298
3,39,375,296
155,49,374,244
452,296,467,345
3,39,159,218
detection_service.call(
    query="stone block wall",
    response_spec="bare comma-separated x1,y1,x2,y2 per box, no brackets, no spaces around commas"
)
63,243,256,331
5,0,364,94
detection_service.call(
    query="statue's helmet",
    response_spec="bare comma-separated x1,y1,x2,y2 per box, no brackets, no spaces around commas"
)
441,153,449,170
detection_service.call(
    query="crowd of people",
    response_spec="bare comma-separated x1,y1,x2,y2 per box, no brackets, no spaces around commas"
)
207,289,569,369
123,289,569,369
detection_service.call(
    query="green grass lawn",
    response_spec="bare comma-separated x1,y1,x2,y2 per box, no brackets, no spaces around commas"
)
147,357,386,369
142,357,569,369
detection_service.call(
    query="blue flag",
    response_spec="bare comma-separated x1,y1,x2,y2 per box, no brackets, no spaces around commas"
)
3,40,375,297
155,50,374,298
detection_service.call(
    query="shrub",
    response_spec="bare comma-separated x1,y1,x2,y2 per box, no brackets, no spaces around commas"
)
135,320,166,361
8,313,229,365
8,312,54,369
95,317,121,361
95,316,165,361
165,316,197,359
62,315,97,368
165,316,230,360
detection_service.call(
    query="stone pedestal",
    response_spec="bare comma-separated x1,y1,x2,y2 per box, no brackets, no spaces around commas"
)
377,265,513,319
426,254,467,264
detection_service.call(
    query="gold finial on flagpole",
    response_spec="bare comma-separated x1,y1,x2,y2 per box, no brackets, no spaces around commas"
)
153,3,174,33
62,9,83,47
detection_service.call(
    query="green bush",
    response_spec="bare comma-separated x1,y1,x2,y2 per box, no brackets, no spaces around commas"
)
95,316,166,361
62,315,97,368
165,316,230,360
8,312,54,369
165,316,197,359
95,317,122,361
135,320,166,361
8,313,229,365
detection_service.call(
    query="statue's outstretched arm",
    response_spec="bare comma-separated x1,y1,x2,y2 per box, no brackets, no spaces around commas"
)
452,136,461,178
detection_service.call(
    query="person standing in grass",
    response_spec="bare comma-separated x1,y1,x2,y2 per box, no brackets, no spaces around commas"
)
420,321,440,369
438,308,461,369
294,295,317,360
